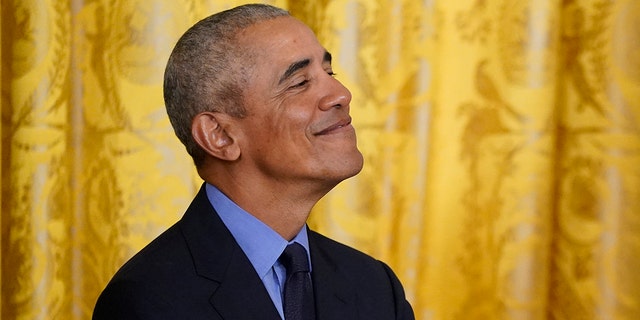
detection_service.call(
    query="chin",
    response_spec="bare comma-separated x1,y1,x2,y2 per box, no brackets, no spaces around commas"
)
309,148,364,185
335,150,364,180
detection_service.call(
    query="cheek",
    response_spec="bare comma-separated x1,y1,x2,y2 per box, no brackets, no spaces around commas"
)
272,110,315,140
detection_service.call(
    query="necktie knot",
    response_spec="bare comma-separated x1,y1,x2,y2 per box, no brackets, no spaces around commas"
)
280,242,310,274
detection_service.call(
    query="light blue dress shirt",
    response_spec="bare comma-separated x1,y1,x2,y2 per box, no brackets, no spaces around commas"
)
205,183,311,320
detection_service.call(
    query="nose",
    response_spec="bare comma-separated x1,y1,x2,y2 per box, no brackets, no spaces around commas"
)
318,76,352,111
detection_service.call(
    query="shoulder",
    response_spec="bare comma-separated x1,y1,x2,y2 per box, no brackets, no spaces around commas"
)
112,222,189,279
93,221,217,319
308,230,415,319
100,184,221,287
308,229,397,283
308,229,378,266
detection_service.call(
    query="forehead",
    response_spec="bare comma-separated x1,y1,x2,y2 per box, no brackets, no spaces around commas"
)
236,16,327,70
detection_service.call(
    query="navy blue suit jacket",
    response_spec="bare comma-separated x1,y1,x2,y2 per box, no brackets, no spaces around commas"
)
93,185,414,319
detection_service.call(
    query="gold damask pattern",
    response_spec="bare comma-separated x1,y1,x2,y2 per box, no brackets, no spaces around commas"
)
550,1,640,319
455,0,555,318
3,1,73,318
2,0,639,319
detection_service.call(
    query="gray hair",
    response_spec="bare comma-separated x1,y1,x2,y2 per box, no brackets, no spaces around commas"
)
163,4,289,167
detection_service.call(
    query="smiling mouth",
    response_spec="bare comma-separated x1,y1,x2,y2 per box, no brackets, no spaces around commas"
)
314,117,352,135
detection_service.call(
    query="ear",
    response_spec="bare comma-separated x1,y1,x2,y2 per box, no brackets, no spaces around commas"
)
191,112,241,161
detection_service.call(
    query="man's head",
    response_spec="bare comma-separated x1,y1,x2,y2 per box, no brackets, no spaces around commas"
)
164,4,288,166
164,4,363,193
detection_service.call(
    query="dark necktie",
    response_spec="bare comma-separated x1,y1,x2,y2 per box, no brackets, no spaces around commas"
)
280,242,316,320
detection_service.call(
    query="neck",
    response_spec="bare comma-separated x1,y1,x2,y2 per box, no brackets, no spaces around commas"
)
199,165,335,241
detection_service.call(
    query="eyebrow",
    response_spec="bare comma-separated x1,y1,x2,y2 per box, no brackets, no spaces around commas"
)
278,51,333,85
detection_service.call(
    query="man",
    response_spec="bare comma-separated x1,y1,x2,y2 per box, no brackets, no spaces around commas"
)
93,4,414,320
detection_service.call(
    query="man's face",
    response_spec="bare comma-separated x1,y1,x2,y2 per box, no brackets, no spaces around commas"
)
233,16,363,189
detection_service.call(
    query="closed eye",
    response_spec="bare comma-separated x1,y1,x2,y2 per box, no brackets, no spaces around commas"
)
290,79,309,89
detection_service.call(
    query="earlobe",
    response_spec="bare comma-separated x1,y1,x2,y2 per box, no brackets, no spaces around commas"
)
192,112,241,161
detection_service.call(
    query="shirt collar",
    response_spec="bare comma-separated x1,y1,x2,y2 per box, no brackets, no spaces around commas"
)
205,183,311,279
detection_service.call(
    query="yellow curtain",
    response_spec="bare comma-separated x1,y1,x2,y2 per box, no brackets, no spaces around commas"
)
2,0,639,319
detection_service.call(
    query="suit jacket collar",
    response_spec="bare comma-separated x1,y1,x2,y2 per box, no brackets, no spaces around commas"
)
178,184,359,319
178,184,281,319
309,230,358,320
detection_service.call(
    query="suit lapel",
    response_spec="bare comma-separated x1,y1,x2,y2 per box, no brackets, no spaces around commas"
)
179,184,281,319
309,230,358,320
208,249,281,319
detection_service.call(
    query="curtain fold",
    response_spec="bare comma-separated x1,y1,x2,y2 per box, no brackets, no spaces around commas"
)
1,0,639,319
